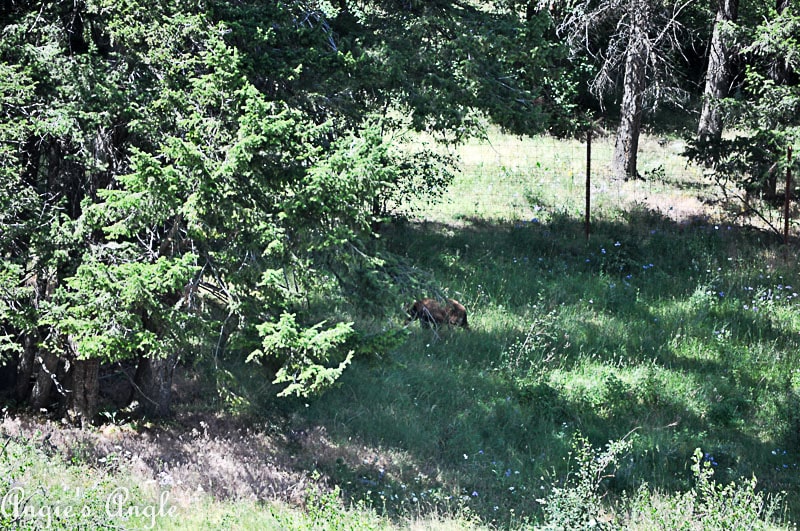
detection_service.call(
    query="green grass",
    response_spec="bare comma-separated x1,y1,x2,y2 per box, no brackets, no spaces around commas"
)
413,131,715,226
297,131,800,527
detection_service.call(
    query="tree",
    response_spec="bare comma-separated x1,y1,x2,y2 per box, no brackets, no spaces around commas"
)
697,0,739,143
556,0,697,180
685,2,799,203
0,0,573,421
612,0,651,180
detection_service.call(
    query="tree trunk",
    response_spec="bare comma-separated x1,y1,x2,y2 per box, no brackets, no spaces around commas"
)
132,353,178,417
15,332,37,401
0,351,17,395
30,351,61,410
62,338,100,427
697,0,739,143
612,0,649,181
16,274,46,401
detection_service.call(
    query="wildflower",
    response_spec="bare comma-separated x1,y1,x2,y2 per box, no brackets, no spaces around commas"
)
614,241,621,246
601,248,606,254
505,469,512,477
472,491,479,497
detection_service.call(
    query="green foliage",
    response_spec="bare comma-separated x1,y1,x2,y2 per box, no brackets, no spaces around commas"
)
302,486,381,531
628,448,786,530
688,448,778,528
50,254,199,363
0,263,29,362
302,121,457,221
342,1,577,137
4,0,559,414
538,434,633,530
686,4,800,199
685,128,798,199
249,312,354,397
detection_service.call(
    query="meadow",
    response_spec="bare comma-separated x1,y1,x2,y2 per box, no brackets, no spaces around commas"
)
3,131,799,529
298,131,800,528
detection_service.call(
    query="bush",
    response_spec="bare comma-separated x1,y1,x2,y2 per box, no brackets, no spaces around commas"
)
537,434,633,529
627,448,788,530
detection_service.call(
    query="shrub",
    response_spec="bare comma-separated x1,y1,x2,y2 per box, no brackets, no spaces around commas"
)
627,448,788,530
537,434,633,529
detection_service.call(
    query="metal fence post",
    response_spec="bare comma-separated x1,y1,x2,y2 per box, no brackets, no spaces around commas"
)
586,129,592,241
784,145,793,245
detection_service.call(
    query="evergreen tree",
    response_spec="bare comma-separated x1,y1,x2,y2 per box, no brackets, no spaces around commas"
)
0,0,570,420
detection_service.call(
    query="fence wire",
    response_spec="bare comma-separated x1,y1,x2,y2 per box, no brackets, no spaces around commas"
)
415,133,725,228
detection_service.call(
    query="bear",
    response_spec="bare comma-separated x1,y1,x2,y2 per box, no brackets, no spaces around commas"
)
406,298,469,330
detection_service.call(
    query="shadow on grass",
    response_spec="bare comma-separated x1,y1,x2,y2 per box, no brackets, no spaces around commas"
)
293,208,800,525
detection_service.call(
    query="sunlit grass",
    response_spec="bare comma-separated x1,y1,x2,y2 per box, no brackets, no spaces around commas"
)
416,130,718,226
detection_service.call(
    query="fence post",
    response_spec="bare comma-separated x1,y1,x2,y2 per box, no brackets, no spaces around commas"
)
784,145,793,245
586,128,592,241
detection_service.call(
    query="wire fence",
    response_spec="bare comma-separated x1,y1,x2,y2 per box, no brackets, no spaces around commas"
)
417,132,795,241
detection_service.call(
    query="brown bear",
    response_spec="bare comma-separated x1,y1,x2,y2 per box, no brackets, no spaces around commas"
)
406,298,469,330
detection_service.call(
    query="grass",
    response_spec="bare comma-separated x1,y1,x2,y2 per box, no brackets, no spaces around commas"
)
298,130,800,527
3,129,800,529
308,219,798,523
413,131,717,226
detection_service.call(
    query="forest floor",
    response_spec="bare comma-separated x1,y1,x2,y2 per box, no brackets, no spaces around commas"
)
2,368,317,508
